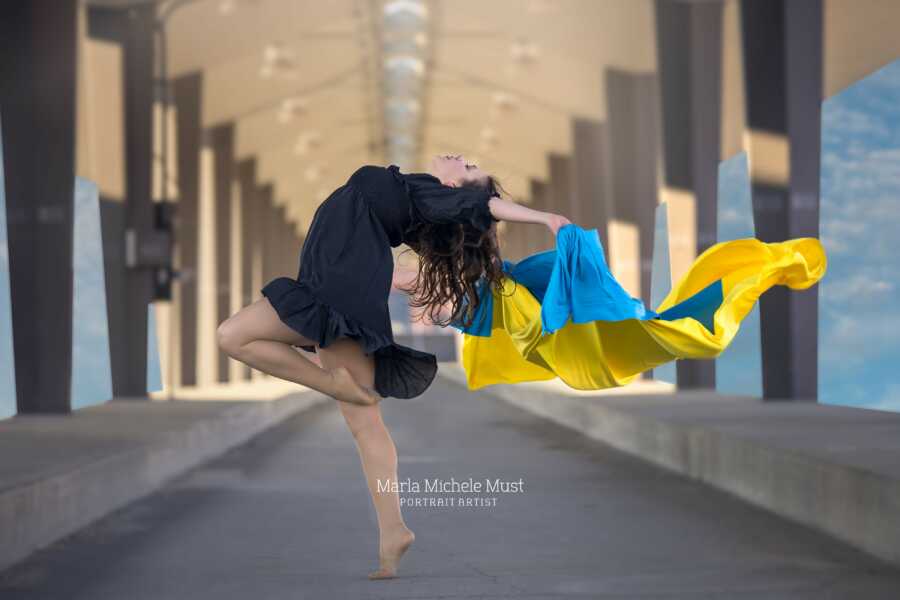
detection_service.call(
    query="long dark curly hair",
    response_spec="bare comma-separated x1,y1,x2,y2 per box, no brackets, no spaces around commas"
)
399,174,516,329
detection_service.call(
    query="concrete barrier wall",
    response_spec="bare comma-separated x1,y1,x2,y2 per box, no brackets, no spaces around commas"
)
437,364,900,568
0,390,327,572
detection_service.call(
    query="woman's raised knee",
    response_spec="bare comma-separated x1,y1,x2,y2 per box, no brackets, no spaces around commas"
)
216,318,246,356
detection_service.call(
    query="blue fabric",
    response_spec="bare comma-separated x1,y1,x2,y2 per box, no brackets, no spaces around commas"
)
448,273,494,336
539,225,658,333
449,224,724,337
655,278,722,335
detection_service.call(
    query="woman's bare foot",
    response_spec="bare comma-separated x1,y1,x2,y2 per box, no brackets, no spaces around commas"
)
328,366,380,406
368,526,415,580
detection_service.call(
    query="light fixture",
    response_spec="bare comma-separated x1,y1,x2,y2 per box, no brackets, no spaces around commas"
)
383,1,429,23
293,131,322,156
219,0,236,15
304,165,327,182
492,91,519,113
381,0,429,171
383,55,425,77
260,42,298,79
526,0,558,15
278,97,308,123
510,38,540,64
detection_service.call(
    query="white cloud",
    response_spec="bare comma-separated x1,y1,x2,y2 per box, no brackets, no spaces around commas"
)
720,207,743,224
820,273,894,308
822,103,883,138
867,383,900,411
819,313,900,370
819,140,900,268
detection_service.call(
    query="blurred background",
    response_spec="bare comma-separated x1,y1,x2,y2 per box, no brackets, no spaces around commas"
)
2,0,900,418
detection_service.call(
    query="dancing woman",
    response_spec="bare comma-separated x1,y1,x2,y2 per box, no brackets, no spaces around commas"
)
217,155,571,579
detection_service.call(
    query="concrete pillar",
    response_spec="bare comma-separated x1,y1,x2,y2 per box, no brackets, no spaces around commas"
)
250,183,267,309
499,225,511,262
605,69,661,381
0,1,78,413
274,204,287,280
250,183,273,381
289,219,301,276
277,210,287,276
502,225,528,262
655,0,724,390
604,68,660,312
259,184,277,285
528,178,553,254
284,211,294,275
571,117,611,235
548,152,575,225
297,229,306,268
209,122,234,383
119,4,156,398
236,159,257,307
234,158,256,381
741,0,822,401
172,72,202,386
90,4,157,398
511,226,525,262
287,221,301,277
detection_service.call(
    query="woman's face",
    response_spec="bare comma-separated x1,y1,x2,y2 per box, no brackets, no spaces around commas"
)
429,154,488,188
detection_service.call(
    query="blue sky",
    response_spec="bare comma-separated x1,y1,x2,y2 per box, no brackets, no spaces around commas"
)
816,58,900,412
71,177,113,409
0,117,15,420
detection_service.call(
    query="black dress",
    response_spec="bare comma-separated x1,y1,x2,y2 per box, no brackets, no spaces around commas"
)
261,164,500,400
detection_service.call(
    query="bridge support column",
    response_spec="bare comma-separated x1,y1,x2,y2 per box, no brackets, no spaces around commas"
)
605,69,660,321
548,153,575,224
209,123,235,383
655,0,724,390
741,0,823,401
91,4,157,398
234,159,259,381
528,178,552,255
173,73,203,387
571,118,611,236
249,184,275,380
0,0,79,412
260,186,276,286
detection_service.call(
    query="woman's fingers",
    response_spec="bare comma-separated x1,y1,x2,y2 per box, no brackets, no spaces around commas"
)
546,214,573,236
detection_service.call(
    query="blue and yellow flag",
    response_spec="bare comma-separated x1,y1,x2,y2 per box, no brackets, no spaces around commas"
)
450,224,827,391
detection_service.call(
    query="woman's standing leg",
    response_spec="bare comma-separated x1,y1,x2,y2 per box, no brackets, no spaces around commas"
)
217,297,379,406
316,338,416,580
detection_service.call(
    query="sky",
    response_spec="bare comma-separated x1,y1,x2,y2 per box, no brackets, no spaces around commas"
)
816,58,900,412
0,57,899,416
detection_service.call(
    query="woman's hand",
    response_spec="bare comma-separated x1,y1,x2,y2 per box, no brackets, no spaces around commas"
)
544,213,573,236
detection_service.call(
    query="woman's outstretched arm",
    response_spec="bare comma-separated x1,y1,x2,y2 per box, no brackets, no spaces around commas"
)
488,196,572,235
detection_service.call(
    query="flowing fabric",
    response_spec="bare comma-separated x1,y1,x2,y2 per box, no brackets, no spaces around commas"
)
450,223,828,391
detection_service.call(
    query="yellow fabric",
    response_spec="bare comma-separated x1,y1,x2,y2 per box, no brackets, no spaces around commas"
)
460,236,828,391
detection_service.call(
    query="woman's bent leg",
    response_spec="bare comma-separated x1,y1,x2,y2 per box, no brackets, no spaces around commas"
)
317,338,415,579
216,297,377,406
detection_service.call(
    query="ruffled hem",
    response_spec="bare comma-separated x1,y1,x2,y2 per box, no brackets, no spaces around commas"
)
386,164,498,236
261,276,438,399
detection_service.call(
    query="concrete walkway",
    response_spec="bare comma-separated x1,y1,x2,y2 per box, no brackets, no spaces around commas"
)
2,376,900,599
